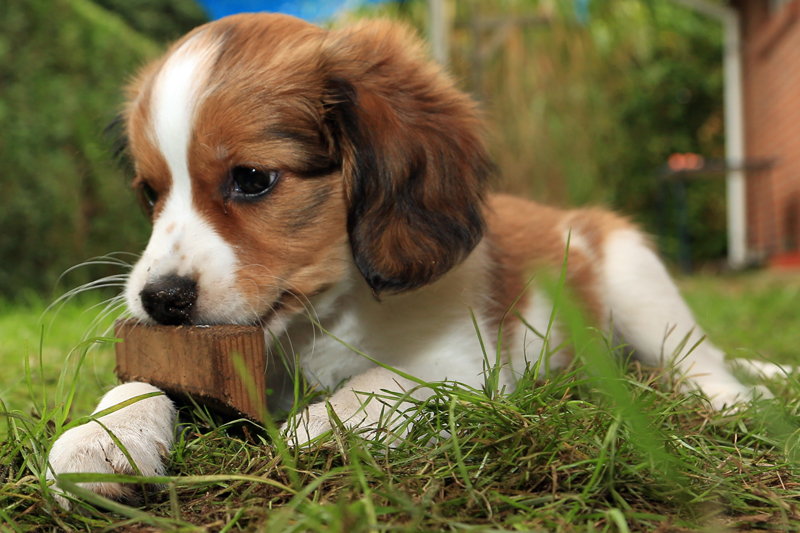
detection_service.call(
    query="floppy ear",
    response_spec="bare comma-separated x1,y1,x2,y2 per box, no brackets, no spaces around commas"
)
323,21,493,295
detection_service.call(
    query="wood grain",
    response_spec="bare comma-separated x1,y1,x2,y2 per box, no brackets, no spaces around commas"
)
114,319,277,421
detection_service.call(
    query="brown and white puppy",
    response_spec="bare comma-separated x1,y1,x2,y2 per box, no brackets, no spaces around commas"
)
47,14,766,507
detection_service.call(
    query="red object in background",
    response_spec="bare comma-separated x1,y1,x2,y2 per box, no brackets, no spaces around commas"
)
668,153,706,172
769,251,800,270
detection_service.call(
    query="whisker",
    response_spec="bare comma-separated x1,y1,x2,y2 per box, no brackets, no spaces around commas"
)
236,264,325,346
85,295,129,341
45,253,134,341
233,263,326,379
55,253,135,285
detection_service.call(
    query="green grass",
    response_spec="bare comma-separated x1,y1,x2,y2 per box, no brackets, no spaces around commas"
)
0,295,118,436
679,271,800,364
2,271,800,531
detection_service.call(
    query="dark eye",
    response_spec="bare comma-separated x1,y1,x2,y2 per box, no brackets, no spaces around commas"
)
231,166,280,197
140,182,158,208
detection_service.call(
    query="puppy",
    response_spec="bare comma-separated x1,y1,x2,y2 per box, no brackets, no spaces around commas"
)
47,13,766,506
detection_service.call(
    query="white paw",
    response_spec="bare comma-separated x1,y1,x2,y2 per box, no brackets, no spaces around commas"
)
280,368,423,447
282,389,395,447
47,383,176,510
281,401,375,447
281,402,336,446
730,358,797,380
694,379,773,411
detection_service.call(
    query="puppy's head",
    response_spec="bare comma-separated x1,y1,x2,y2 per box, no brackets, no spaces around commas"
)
122,14,491,327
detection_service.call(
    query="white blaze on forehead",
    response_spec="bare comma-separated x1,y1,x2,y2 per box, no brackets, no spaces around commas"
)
125,33,256,325
150,32,221,204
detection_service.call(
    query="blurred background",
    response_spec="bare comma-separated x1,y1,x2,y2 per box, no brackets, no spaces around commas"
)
0,0,797,300
2,0,800,433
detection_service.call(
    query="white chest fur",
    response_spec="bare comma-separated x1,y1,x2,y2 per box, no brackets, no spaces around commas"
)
272,243,502,396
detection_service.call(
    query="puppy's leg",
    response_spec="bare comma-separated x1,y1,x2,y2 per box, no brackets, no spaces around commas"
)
47,382,176,510
282,367,422,446
600,229,769,409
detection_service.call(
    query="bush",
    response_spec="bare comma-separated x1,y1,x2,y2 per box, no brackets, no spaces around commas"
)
0,0,205,299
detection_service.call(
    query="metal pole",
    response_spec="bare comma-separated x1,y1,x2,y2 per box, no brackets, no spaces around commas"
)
722,11,748,268
671,0,748,268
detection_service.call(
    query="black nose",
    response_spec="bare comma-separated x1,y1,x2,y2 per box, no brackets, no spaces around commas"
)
140,275,198,326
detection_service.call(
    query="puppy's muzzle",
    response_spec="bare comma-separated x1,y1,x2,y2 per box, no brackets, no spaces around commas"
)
140,275,198,326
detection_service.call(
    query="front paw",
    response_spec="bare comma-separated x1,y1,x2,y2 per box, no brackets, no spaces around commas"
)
46,383,175,510
693,379,773,411
280,369,422,447
281,399,379,447
281,402,337,447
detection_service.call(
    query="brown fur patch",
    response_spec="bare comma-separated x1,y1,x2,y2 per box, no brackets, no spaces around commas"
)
484,194,635,331
321,20,493,294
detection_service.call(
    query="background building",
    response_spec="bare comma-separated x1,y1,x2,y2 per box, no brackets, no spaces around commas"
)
732,0,800,266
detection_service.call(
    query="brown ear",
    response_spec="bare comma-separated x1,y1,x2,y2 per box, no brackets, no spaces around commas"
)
323,21,492,295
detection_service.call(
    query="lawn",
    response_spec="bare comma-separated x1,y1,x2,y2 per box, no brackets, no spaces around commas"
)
0,295,118,436
2,270,800,531
679,271,800,364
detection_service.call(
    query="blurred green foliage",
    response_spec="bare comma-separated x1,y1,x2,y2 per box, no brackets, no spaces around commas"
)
588,1,727,262
472,0,727,264
94,0,208,42
0,0,207,300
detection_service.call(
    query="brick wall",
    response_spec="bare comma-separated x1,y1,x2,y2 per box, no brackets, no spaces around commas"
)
734,0,800,258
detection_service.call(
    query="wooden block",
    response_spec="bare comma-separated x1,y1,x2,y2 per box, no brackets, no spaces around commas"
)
114,319,279,421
